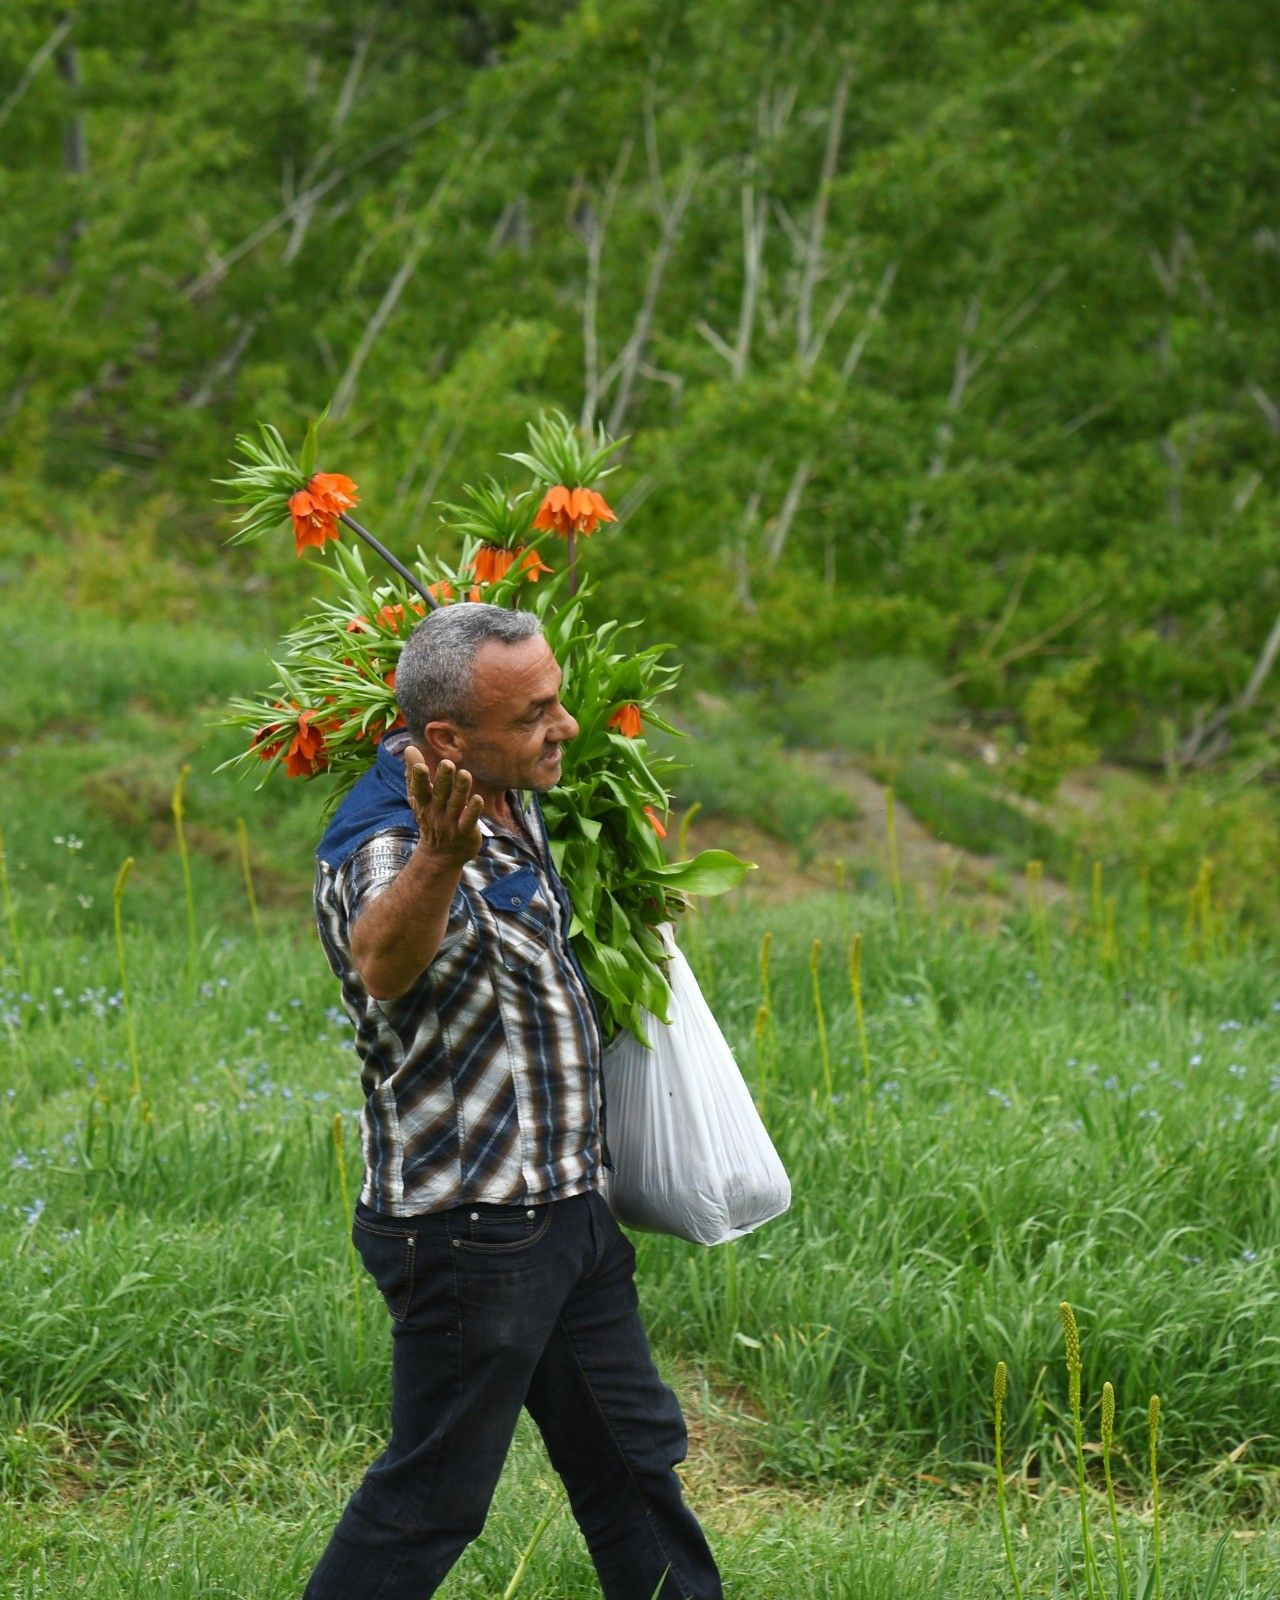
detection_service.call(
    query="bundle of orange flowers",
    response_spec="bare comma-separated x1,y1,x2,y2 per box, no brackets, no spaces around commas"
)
219,411,751,1042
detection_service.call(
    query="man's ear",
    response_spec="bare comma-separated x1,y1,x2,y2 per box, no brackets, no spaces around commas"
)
424,720,465,761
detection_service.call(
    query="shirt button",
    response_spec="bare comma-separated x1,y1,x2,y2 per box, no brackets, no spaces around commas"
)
526,1209,535,1219
511,896,522,906
470,1211,479,1221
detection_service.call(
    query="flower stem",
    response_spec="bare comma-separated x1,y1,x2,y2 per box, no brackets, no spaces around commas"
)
113,857,142,1098
332,1113,364,1364
171,765,198,987
501,1491,562,1599
338,512,438,610
236,818,264,940
566,528,578,596
994,1362,1025,1600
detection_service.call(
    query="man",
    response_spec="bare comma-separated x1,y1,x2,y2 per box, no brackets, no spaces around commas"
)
305,603,724,1600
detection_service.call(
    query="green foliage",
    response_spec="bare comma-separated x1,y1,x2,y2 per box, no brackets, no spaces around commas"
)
769,658,955,760
2,0,1278,770
657,707,859,864
1085,776,1280,929
888,754,1074,879
1011,659,1100,802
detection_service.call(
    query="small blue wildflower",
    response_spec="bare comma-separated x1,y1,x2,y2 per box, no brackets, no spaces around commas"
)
20,1197,45,1225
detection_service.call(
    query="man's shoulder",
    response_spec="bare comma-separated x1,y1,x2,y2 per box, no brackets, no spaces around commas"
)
315,749,418,875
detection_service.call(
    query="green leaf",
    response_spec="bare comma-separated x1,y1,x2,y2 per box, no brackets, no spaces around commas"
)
643,849,755,897
299,409,328,480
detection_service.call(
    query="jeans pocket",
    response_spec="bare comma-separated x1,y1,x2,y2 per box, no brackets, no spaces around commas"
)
452,1202,551,1254
353,1217,417,1321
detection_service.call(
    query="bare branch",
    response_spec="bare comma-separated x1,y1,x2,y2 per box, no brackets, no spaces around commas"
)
577,142,633,430
1248,381,1280,437
0,13,74,135
186,318,259,409
605,163,697,435
695,175,769,382
1175,605,1280,767
943,593,1105,691
763,457,813,568
796,66,852,362
406,419,465,532
183,109,451,300
839,259,898,382
329,151,470,421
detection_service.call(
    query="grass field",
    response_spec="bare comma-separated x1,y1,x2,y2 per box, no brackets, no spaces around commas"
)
3,608,1279,1597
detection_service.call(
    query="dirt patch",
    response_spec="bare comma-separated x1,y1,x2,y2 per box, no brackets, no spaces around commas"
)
675,752,1020,914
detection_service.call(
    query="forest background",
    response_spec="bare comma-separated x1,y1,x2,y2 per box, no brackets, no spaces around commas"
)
2,0,1280,928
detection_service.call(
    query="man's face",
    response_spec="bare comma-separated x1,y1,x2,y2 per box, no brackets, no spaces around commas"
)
446,634,579,793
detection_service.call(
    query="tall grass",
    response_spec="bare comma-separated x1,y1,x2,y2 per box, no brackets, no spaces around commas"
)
2,841,1278,1593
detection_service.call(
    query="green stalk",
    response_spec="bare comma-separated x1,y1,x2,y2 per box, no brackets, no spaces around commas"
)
810,938,833,1117
885,786,906,941
337,510,438,610
332,1113,364,1364
1026,859,1050,974
501,1492,562,1598
1102,1381,1130,1600
758,930,776,1091
850,933,873,1137
1060,1302,1101,1598
113,857,142,1098
0,819,24,987
753,1003,772,1120
171,765,198,984
1149,1394,1162,1600
993,1362,1024,1600
236,818,264,940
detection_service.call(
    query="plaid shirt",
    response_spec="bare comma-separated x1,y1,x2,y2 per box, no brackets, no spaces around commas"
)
314,789,606,1217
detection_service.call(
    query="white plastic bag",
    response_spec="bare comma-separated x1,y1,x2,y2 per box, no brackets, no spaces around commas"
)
602,929,791,1246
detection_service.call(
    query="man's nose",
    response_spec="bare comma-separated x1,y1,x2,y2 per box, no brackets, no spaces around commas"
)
554,706,579,742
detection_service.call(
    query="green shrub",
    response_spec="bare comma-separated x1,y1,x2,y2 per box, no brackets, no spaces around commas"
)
769,657,955,760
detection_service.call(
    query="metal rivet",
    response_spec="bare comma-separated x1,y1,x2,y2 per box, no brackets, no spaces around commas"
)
470,1211,479,1221
452,1240,459,1247
511,896,522,906
526,1209,535,1219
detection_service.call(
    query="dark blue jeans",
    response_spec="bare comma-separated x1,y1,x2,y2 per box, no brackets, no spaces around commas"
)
302,1188,723,1600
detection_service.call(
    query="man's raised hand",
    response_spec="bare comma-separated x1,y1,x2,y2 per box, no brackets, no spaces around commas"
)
404,746,484,867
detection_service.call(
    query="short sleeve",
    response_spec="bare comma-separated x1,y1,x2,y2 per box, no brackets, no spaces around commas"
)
337,829,418,930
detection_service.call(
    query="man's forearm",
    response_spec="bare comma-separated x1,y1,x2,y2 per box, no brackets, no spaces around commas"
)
351,847,465,1000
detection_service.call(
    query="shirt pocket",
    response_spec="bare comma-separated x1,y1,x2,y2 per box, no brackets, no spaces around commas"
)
480,865,552,971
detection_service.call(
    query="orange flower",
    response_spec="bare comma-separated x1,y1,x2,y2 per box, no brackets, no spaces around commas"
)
251,719,287,762
283,709,331,779
428,581,456,604
469,543,517,585
644,805,668,839
608,702,643,738
517,546,553,581
467,544,553,585
531,484,616,538
288,471,359,557
466,584,484,602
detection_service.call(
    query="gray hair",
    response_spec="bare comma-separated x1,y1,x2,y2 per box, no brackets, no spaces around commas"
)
395,603,542,737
